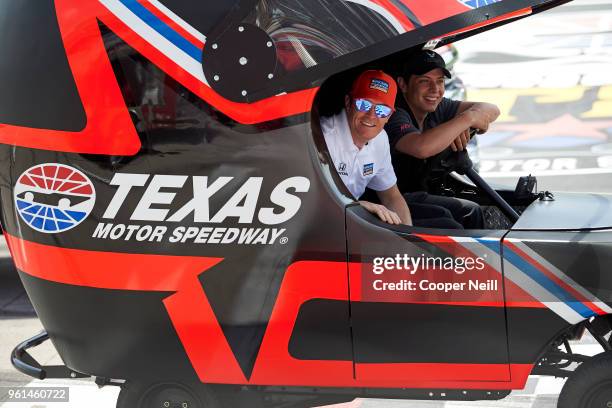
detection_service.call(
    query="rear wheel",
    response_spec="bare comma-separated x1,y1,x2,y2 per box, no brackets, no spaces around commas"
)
558,351,612,408
116,381,220,408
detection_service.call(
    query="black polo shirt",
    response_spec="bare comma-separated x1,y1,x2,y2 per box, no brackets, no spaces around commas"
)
385,97,460,192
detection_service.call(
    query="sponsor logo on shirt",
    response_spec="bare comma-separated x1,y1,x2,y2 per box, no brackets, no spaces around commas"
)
363,163,374,176
400,123,413,132
338,162,349,176
370,79,389,93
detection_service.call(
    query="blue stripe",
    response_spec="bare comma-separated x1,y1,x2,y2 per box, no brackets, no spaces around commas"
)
480,239,594,319
119,0,202,61
503,247,594,318
476,238,502,254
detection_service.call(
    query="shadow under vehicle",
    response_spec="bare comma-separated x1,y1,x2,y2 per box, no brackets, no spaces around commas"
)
2,0,612,407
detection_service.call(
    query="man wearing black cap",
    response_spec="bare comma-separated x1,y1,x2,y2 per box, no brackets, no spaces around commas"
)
385,49,500,229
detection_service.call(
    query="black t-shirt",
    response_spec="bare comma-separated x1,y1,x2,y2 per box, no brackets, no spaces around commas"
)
385,97,461,192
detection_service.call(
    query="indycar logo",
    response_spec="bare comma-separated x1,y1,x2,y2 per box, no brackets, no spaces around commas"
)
458,0,501,9
14,164,96,233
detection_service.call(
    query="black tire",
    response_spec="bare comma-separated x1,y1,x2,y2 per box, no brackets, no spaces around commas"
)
558,351,612,408
116,381,221,408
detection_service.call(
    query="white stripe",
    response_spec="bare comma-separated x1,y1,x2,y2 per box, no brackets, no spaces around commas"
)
452,237,585,323
504,260,585,324
344,0,406,34
100,0,208,85
511,240,612,314
506,235,612,244
450,236,504,274
147,0,207,42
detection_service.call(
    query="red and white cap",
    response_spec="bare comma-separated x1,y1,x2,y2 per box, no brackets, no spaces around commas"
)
350,70,397,108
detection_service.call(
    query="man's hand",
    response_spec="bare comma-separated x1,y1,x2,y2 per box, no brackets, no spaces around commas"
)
450,129,470,151
460,108,492,133
358,200,403,224
458,103,500,134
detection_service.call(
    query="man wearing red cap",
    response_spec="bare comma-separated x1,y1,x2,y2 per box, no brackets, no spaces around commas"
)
320,70,412,225
385,49,500,229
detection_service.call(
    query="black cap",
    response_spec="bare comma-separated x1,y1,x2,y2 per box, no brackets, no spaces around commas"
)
402,49,451,79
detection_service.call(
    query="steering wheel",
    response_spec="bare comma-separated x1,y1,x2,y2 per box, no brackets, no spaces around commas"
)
424,129,520,223
425,128,478,178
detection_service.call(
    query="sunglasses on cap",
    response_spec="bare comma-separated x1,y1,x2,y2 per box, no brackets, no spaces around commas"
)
353,98,393,118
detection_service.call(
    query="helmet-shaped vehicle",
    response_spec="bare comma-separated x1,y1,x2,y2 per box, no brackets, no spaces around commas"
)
3,0,612,407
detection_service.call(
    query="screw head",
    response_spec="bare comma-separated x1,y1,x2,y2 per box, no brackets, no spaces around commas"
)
211,43,218,50
182,403,189,408
241,90,247,96
239,57,248,66
238,26,244,32
267,73,274,79
213,75,220,81
163,402,170,408
266,41,273,47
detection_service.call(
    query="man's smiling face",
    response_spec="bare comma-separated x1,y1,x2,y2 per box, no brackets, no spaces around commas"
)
402,68,445,117
345,95,391,148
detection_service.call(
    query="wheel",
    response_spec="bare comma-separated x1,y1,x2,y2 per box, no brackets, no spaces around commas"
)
116,381,221,408
558,351,612,408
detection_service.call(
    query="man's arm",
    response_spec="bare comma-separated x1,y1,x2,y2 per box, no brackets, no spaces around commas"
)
395,102,500,159
448,101,500,151
456,101,500,121
358,185,412,225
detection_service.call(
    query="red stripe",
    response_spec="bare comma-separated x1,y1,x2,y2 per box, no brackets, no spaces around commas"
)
504,241,606,316
413,233,454,243
354,363,532,389
399,0,467,25
6,233,220,291
370,0,416,31
137,0,205,48
415,234,545,308
356,362,511,383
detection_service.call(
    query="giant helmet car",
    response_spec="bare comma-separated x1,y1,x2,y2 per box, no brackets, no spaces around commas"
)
2,0,612,407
